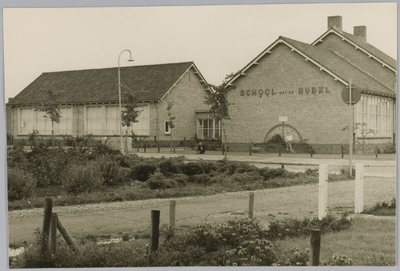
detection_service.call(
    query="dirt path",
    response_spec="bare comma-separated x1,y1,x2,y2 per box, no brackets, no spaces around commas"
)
8,176,395,245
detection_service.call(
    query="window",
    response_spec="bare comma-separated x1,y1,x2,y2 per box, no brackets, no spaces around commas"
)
196,112,221,139
85,104,150,136
355,95,393,136
164,121,171,134
18,107,73,135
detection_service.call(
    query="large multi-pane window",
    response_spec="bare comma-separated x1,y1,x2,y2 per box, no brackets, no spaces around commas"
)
196,112,221,139
355,95,393,136
18,107,72,135
85,104,150,135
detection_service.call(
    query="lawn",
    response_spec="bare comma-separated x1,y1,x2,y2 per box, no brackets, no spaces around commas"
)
274,216,396,266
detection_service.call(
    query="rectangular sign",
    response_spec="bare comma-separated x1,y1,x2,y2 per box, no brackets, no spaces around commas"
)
279,116,288,122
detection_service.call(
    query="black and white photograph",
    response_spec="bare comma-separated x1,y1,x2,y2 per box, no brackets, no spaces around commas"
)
3,1,397,268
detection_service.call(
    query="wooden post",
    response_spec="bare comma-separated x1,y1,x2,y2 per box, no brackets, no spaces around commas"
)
170,200,176,227
173,146,176,153
310,146,313,157
248,192,254,219
341,145,344,158
310,229,321,266
137,145,139,152
222,144,225,155
57,217,80,253
281,164,284,169
375,147,378,159
157,143,160,153
41,198,53,255
144,142,147,153
278,145,281,157
355,163,364,214
150,210,160,252
50,213,58,254
318,164,328,220
249,144,252,156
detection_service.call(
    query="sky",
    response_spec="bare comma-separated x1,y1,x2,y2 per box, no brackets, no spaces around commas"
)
2,2,398,103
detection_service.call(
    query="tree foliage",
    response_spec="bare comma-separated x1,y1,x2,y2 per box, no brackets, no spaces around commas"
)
36,87,63,125
121,91,142,128
204,80,236,122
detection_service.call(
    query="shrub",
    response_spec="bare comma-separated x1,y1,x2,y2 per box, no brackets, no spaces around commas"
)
117,154,142,168
231,172,262,183
273,247,309,266
321,254,353,266
118,167,132,183
208,174,231,185
190,174,211,184
94,156,122,186
170,173,190,186
383,143,396,154
266,213,352,240
196,160,217,174
182,162,204,176
7,167,36,201
157,158,182,176
63,163,104,195
7,146,28,168
131,162,157,182
147,171,178,190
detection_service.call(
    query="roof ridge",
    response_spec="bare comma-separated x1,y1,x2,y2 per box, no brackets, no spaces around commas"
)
43,61,194,74
332,51,395,91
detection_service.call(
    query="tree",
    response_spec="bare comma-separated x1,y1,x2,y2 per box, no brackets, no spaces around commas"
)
205,76,236,158
342,122,374,155
166,102,176,151
36,87,63,148
121,90,142,152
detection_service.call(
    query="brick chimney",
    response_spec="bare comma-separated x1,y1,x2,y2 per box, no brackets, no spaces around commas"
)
328,16,342,31
354,26,367,41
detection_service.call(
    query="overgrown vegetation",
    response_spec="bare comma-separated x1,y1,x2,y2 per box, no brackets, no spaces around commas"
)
13,216,355,268
363,198,396,216
7,145,351,210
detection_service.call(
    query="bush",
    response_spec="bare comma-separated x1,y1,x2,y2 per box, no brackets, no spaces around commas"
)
196,160,217,174
131,162,157,182
191,174,211,184
231,172,262,183
94,156,122,186
182,162,204,176
63,163,104,195
7,167,36,201
157,158,182,176
147,171,178,190
169,173,190,186
383,143,396,154
266,213,352,240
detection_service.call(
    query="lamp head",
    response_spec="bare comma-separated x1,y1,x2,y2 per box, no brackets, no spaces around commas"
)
128,57,134,62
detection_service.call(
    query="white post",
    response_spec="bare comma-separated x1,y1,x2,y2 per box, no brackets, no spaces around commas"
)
318,164,328,220
355,163,364,214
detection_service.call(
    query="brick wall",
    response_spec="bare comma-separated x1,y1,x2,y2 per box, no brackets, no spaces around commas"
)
154,67,211,142
226,43,350,146
315,33,396,89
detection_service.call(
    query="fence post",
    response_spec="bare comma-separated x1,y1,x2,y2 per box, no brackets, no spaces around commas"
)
374,147,378,159
341,145,344,158
278,145,281,157
57,217,80,253
310,229,321,266
222,144,225,155
144,142,147,153
355,163,364,214
170,200,176,227
318,164,328,220
41,198,53,256
148,210,160,265
281,164,284,169
248,192,255,219
249,144,252,156
173,146,176,153
50,213,58,254
310,146,313,157
157,143,160,153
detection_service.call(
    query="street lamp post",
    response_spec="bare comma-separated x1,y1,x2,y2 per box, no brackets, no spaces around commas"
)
118,49,134,153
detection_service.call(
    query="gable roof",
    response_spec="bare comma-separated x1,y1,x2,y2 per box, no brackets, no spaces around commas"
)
226,36,396,98
9,61,210,106
312,28,397,72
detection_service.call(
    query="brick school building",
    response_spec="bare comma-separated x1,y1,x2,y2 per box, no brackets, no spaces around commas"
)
224,16,396,153
6,62,217,149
